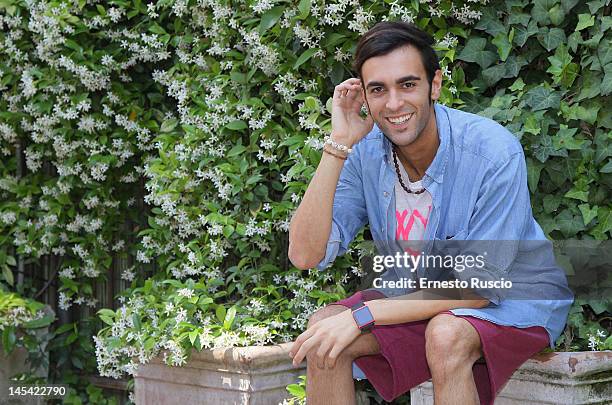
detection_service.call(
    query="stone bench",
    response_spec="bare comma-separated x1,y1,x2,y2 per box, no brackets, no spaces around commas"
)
134,344,611,404
410,351,612,405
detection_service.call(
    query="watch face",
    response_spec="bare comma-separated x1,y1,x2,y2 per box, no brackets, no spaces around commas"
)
353,306,374,327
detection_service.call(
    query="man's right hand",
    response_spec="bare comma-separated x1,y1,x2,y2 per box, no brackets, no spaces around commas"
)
331,78,374,148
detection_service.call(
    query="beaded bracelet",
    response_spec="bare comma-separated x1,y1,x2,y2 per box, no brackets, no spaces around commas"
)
323,145,347,161
324,135,353,154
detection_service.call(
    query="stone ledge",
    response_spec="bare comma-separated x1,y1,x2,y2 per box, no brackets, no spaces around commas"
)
134,342,305,405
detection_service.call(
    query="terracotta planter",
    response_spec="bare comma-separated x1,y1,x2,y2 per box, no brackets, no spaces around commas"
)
134,342,305,405
410,351,612,404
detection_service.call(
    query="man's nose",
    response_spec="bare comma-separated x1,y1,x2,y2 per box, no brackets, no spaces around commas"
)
385,89,404,111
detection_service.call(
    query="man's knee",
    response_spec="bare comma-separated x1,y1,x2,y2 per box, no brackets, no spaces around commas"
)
425,314,482,368
307,304,348,329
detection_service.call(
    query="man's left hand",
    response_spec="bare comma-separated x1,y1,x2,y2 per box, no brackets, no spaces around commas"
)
289,308,361,369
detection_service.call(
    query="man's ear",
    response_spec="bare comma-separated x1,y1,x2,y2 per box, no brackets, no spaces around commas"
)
430,69,443,102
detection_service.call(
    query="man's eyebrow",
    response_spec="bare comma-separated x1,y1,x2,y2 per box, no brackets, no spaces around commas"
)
365,75,421,88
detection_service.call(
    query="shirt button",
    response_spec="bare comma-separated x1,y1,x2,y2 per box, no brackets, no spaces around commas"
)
383,191,389,197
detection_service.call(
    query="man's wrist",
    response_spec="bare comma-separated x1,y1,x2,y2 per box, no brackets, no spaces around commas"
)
330,133,354,149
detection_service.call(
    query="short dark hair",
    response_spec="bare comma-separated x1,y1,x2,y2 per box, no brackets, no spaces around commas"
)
352,22,440,87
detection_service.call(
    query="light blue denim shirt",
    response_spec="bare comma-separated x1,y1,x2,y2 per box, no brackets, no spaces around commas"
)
317,103,573,349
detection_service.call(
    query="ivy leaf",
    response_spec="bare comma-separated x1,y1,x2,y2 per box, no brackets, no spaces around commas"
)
578,203,598,225
481,64,506,87
546,44,579,88
531,0,556,24
509,77,525,91
600,159,612,173
555,209,583,237
575,14,595,31
591,207,612,239
561,0,580,13
492,30,513,61
601,63,612,96
526,158,544,193
537,27,566,51
474,7,506,36
543,195,562,213
513,20,538,47
564,189,589,202
552,125,584,150
524,86,561,111
548,4,565,26
457,38,497,69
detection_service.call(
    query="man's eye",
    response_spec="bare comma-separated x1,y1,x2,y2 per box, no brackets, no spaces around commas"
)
372,87,382,93
403,82,415,88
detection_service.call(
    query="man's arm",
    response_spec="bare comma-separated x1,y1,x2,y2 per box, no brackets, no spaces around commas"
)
366,289,489,326
288,78,373,270
288,152,347,269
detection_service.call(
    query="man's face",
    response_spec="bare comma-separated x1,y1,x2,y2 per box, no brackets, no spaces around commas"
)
360,45,442,147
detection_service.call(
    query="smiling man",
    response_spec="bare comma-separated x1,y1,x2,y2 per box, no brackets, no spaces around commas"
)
287,22,572,405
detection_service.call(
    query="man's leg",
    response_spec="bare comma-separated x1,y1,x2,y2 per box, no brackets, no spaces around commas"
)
305,304,380,405
425,313,483,405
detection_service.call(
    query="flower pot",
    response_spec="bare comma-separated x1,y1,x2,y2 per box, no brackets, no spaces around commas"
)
410,351,612,404
134,342,305,405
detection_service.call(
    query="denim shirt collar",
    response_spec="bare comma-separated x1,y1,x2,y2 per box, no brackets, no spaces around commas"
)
381,102,450,184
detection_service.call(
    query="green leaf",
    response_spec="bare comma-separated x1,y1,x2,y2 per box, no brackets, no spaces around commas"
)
22,315,54,329
537,27,566,51
524,86,561,111
493,29,513,62
509,77,525,91
531,0,556,24
286,383,305,398
600,159,612,173
2,265,13,286
555,209,583,237
591,206,612,239
298,0,311,19
2,327,16,354
99,315,114,326
578,203,598,225
547,45,579,88
226,120,247,130
189,330,199,345
527,158,544,193
223,306,237,329
294,48,318,70
601,63,612,96
160,119,178,133
564,189,589,202
575,14,595,31
227,145,247,157
215,305,226,323
552,125,584,150
548,4,565,26
258,6,284,34
457,38,497,69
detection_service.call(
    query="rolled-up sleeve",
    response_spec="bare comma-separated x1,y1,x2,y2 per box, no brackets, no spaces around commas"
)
316,145,368,270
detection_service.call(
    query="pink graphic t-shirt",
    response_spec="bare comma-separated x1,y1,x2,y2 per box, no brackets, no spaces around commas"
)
394,161,432,255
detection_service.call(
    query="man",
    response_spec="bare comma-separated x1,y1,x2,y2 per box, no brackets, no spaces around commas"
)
287,22,572,405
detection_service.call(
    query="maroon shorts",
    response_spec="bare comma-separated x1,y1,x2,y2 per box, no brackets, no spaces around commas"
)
331,290,550,404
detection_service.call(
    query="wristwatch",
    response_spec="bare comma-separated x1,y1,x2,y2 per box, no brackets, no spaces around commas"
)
351,301,375,332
